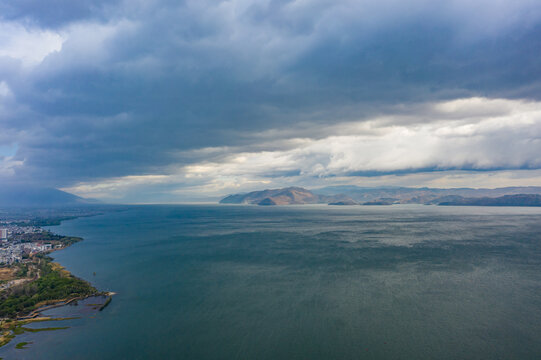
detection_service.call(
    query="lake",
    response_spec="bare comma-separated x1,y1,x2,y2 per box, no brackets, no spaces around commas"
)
2,204,541,359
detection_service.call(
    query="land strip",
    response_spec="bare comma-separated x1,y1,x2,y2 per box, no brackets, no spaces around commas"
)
0,213,111,349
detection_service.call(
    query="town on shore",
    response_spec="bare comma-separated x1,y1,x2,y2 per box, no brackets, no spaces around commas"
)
0,207,113,349
1,224,69,267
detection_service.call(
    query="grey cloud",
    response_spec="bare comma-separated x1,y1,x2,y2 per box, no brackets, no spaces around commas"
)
0,0,118,28
1,0,541,192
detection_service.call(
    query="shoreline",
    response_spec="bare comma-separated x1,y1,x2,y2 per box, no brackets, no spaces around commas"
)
0,214,113,349
18,291,115,321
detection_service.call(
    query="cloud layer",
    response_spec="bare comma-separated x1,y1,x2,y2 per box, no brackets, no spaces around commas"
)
63,97,541,202
1,0,541,201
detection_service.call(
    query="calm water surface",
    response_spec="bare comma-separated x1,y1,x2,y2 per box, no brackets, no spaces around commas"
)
2,204,541,359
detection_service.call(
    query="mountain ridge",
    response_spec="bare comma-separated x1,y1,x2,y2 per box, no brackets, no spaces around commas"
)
438,194,541,207
220,186,541,206
0,185,96,207
219,187,352,205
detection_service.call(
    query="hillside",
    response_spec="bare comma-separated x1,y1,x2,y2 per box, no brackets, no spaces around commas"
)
438,194,541,206
220,186,541,206
219,187,352,205
0,185,95,207
313,186,541,204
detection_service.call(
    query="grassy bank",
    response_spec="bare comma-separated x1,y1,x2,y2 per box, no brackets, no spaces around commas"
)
0,317,75,348
0,255,99,319
0,215,111,350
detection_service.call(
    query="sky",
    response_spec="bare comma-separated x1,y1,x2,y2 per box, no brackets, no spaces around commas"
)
1,0,541,203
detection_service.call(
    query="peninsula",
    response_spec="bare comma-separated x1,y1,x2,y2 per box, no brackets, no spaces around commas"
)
0,209,111,348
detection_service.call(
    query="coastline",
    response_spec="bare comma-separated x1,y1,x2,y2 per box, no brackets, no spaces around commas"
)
0,214,112,349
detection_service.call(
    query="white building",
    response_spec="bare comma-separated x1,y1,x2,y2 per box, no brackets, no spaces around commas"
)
0,229,7,240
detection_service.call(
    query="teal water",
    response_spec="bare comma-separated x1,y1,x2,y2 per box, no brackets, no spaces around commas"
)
2,204,541,359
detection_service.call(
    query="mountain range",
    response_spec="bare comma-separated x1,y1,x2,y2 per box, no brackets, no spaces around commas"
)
219,187,351,206
220,186,541,206
0,185,96,207
438,194,541,206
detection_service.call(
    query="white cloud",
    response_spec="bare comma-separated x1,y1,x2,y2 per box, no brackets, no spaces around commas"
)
3,0,541,201
180,97,541,178
0,81,12,98
34,19,139,75
0,22,64,67
0,142,22,178
61,174,171,199
62,97,541,202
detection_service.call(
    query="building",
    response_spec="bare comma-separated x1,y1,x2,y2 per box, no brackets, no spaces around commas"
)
0,229,7,240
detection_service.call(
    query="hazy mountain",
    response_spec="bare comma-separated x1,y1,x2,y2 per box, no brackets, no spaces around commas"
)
438,194,541,207
313,186,541,204
328,199,358,205
221,186,541,206
0,185,95,207
219,187,353,205
363,198,399,205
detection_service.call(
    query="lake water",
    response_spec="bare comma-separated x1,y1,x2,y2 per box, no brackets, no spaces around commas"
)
2,204,541,359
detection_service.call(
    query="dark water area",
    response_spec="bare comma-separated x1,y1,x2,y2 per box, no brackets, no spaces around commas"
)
2,204,541,359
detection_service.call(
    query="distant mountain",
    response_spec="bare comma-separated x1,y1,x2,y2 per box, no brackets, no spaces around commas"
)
438,194,541,207
328,199,358,205
219,187,353,205
313,186,541,204
0,185,95,207
220,186,541,206
363,198,398,205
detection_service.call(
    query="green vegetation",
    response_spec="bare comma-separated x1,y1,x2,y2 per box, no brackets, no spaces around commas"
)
21,326,69,333
1,319,69,349
10,231,82,247
1,315,79,348
0,211,111,349
0,256,98,318
13,217,78,227
11,326,24,335
14,264,28,278
15,341,31,349
99,296,112,311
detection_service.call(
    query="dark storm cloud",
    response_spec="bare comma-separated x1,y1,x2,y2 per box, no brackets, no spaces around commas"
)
0,0,117,28
1,0,541,189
